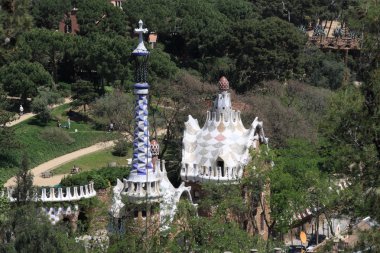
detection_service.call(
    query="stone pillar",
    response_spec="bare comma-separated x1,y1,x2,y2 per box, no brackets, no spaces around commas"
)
57,188,63,200
85,184,89,195
41,188,47,201
66,187,72,199
73,186,79,199
79,185,84,197
50,188,55,200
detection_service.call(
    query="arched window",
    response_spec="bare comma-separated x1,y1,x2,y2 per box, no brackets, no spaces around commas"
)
216,157,225,177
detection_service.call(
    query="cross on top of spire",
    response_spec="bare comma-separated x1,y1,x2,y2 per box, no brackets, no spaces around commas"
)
132,20,149,55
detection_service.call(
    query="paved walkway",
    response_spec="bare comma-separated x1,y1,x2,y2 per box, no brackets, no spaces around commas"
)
5,98,72,127
4,121,165,187
4,140,116,187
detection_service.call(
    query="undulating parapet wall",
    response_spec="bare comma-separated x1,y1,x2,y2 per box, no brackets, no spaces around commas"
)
0,182,96,202
181,163,244,183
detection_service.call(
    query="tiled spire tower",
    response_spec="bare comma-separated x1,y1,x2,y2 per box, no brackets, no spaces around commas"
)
110,20,193,231
131,20,153,175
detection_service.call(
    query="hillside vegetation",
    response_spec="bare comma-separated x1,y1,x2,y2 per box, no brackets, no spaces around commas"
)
1,0,380,251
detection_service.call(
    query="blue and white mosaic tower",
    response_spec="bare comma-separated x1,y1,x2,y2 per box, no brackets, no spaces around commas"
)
132,20,153,175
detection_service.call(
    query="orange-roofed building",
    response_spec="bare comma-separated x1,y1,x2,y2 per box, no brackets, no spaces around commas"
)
148,32,158,48
59,8,79,34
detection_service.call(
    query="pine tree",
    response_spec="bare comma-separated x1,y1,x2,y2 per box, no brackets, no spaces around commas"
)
14,153,34,204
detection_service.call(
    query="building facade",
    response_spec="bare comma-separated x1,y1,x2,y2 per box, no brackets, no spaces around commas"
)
180,76,270,237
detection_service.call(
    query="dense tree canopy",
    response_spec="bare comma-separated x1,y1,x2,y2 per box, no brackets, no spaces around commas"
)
31,0,71,29
0,0,33,43
76,0,129,36
16,29,74,82
71,80,98,112
0,60,53,102
230,17,307,90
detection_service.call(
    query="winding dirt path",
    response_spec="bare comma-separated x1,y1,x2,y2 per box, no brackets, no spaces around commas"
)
4,140,116,187
4,126,165,187
5,98,72,127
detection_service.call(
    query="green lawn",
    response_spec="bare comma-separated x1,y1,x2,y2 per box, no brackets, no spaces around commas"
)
52,148,131,175
0,103,121,185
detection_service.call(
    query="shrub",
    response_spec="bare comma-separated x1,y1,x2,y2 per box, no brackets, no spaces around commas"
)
40,127,75,145
37,87,64,105
57,82,71,97
60,173,88,187
98,166,130,185
60,166,130,190
112,139,129,157
31,96,51,123
90,91,134,133
89,174,108,189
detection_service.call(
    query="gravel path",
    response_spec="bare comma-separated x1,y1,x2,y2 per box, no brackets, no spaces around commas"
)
4,140,116,187
4,110,165,188
5,98,72,127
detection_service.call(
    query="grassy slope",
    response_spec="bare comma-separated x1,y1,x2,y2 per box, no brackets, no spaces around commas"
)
0,104,121,185
52,148,131,175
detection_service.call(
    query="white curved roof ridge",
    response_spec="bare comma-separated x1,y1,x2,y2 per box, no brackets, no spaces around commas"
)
184,115,200,133
110,159,194,229
245,117,260,148
159,178,193,231
234,111,248,131
249,117,269,145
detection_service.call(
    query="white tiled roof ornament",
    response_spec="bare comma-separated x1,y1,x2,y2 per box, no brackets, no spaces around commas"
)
132,20,149,55
181,76,269,183
213,76,232,121
218,76,230,91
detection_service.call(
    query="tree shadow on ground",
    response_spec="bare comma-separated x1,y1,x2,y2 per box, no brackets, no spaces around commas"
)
0,153,19,169
27,118,48,127
66,110,91,123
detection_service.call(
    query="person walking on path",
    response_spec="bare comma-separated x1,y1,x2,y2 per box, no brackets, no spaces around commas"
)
109,122,114,132
67,117,71,129
19,105,24,116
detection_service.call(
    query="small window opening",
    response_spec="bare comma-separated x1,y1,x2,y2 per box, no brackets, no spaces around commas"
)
217,160,225,177
260,212,265,231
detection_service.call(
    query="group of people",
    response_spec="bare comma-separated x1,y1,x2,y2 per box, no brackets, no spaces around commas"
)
57,117,71,129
